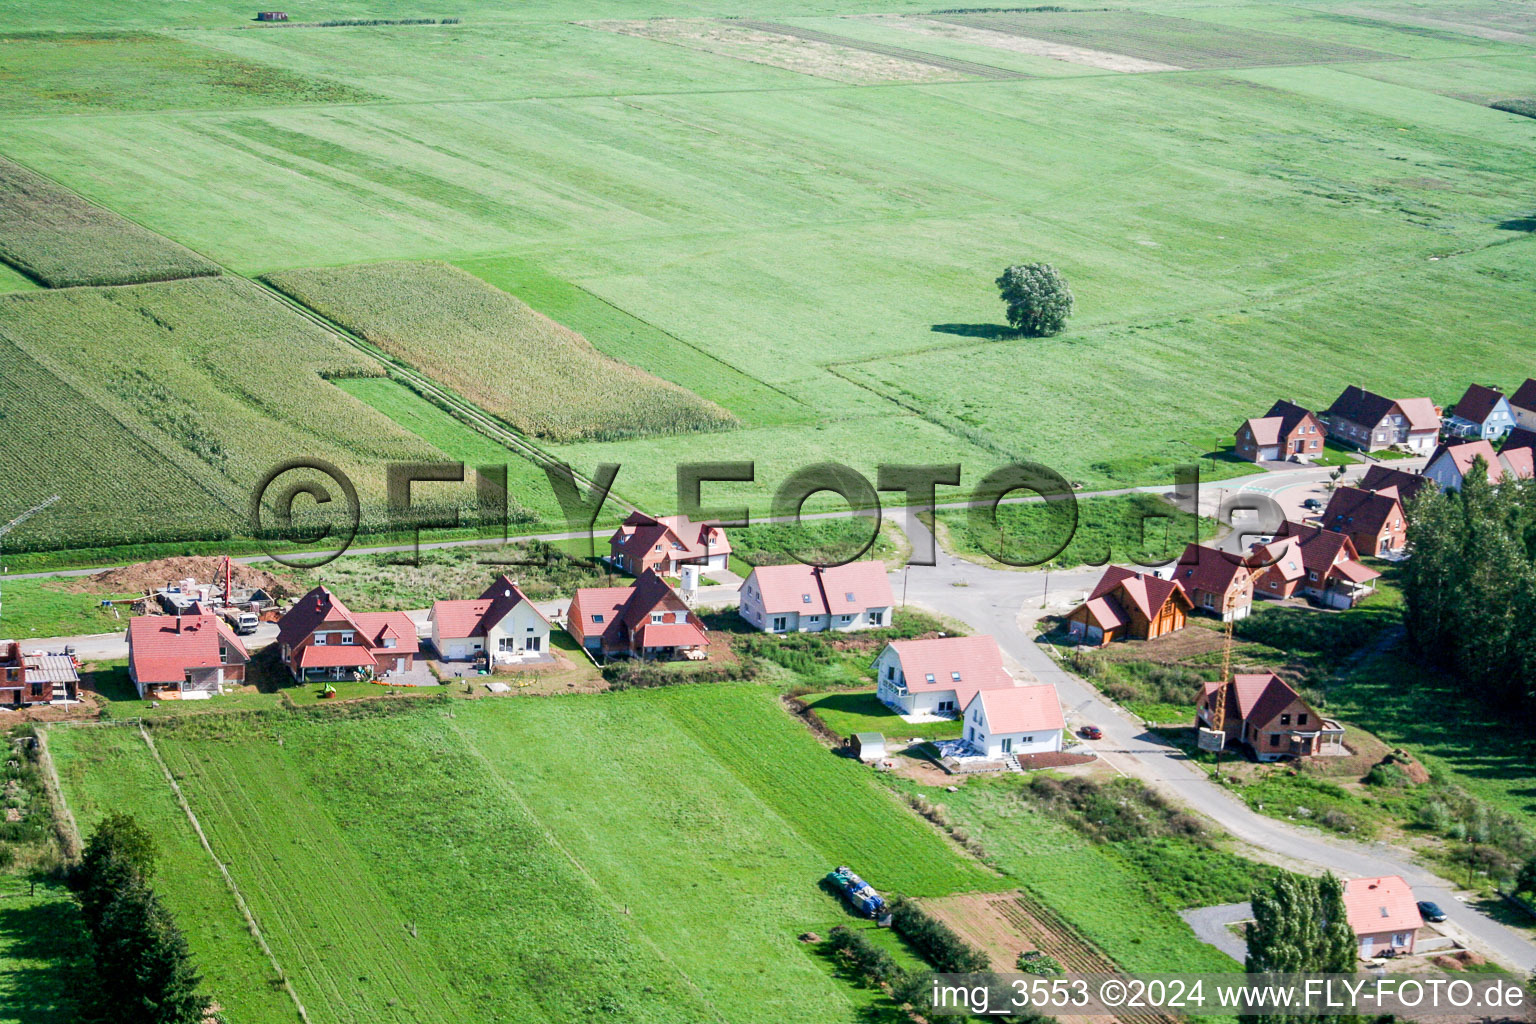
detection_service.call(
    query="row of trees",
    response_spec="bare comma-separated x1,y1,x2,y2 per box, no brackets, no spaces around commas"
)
1400,464,1536,709
68,813,212,1024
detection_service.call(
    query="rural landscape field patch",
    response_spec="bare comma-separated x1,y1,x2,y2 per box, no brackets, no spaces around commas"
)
50,687,1002,1024
266,260,738,443
0,156,218,288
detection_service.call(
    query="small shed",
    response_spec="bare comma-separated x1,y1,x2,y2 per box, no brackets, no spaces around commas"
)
851,732,886,762
256,11,289,20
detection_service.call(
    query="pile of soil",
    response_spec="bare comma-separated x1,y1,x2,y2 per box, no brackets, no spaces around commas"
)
70,556,294,599
1376,749,1431,785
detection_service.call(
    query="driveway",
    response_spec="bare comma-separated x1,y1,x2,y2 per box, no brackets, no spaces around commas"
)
1180,902,1251,963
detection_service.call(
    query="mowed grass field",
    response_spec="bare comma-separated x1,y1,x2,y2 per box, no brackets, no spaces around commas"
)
0,0,1532,539
49,686,1004,1024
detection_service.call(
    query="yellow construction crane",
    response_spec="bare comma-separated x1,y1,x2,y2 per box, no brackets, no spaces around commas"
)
1201,567,1247,754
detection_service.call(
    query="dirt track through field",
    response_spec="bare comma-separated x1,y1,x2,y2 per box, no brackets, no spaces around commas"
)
866,16,1183,73
728,20,1031,80
924,890,1178,1024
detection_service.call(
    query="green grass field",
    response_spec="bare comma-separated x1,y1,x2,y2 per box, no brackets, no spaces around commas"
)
49,686,1004,1023
803,689,963,743
0,579,134,640
1,0,1533,552
934,493,1218,570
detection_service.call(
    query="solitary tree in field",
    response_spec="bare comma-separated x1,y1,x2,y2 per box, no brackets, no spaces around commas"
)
996,262,1073,336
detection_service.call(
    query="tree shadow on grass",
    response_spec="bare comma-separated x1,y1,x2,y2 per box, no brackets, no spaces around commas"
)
0,891,85,1023
930,323,1021,341
1497,216,1536,232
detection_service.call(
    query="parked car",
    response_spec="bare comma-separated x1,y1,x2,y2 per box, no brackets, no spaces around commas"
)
1417,900,1447,923
1302,498,1323,511
1078,725,1103,740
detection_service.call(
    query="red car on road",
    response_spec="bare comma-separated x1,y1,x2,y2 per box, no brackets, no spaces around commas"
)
1078,725,1103,740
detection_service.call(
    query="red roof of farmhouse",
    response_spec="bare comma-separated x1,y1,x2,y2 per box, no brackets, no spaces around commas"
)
128,614,249,685
971,684,1065,734
429,576,548,639
1343,876,1423,936
611,512,731,562
748,560,894,616
886,635,1014,708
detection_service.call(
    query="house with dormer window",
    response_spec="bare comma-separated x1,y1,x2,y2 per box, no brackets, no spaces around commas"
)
873,634,1016,718
738,560,893,633
275,586,418,681
566,570,708,660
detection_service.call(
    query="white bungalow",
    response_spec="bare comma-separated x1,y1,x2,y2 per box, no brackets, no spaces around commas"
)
873,634,1015,717
738,560,893,634
961,685,1065,759
427,576,549,662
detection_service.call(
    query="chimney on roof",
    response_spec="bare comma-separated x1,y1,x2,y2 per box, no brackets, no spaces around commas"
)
175,615,183,634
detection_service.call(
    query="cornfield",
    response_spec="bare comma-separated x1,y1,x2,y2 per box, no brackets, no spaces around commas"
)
0,156,219,288
264,261,739,443
0,277,473,552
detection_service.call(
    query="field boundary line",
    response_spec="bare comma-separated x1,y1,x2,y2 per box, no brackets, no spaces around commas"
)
443,717,731,1024
136,724,312,1024
34,727,81,860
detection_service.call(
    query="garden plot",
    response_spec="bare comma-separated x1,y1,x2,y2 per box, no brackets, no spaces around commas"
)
581,19,966,84
933,11,1394,69
865,15,1182,73
1336,4,1536,44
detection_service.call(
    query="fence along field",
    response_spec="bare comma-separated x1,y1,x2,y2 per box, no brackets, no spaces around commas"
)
47,686,1003,1024
265,260,739,443
0,276,482,552
0,156,219,288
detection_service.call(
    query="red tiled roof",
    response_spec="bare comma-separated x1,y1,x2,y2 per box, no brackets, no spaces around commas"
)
1334,559,1381,584
352,612,419,655
276,586,366,647
610,511,731,564
1081,596,1129,631
1201,672,1307,730
1503,427,1536,455
1320,486,1402,539
1430,439,1499,480
1249,535,1306,581
1175,543,1250,600
1510,378,1536,414
128,614,249,685
1089,565,1190,621
1501,446,1535,481
1242,416,1284,447
747,560,894,616
886,635,1015,708
568,570,703,648
634,621,708,649
567,586,633,646
1451,383,1507,426
430,576,547,639
1359,465,1428,502
1268,521,1366,581
1344,876,1423,937
971,684,1064,734
295,643,377,669
1396,397,1440,432
1263,400,1319,435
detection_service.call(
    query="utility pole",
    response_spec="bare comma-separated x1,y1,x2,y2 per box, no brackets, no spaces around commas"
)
0,496,60,630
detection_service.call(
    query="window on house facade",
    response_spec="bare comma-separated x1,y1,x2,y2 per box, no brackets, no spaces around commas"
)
1280,713,1291,726
384,637,396,648
773,616,787,632
651,612,663,623
1298,713,1309,726
839,615,851,623
314,633,327,645
870,611,883,626
1270,734,1281,747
